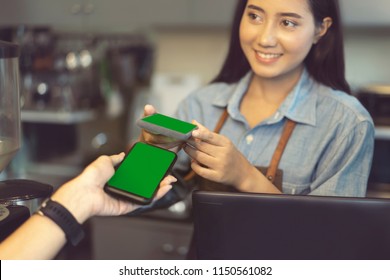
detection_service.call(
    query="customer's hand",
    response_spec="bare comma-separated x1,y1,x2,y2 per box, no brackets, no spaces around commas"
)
51,153,177,224
139,104,184,152
0,153,177,260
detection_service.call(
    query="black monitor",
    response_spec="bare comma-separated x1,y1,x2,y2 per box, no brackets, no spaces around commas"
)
192,191,390,260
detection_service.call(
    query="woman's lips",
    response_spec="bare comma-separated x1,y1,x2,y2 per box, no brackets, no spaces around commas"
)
255,50,283,64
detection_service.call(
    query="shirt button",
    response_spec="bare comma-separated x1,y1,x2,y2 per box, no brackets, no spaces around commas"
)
246,134,254,145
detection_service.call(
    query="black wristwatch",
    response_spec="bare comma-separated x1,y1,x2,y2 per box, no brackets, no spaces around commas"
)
37,198,85,246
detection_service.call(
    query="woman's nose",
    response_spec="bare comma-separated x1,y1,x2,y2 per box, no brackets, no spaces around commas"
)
256,23,277,47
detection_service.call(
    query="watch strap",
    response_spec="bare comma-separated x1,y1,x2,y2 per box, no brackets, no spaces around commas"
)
37,198,85,246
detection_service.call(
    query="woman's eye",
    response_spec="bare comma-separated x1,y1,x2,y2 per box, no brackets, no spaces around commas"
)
282,20,298,28
248,13,263,23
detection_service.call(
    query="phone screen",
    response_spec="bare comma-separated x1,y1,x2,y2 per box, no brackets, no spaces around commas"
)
106,142,177,203
142,113,197,134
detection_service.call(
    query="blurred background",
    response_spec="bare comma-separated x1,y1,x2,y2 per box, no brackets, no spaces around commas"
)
0,0,389,259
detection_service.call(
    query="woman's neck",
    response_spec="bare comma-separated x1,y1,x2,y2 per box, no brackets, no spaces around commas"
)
248,67,304,102
240,67,304,127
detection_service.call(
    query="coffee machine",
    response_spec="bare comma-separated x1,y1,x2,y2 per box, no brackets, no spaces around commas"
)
0,40,53,242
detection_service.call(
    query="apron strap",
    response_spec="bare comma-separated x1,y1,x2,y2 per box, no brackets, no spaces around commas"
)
265,119,296,188
184,108,297,191
213,108,229,134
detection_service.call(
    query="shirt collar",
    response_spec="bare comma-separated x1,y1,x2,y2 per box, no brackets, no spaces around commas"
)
212,69,317,127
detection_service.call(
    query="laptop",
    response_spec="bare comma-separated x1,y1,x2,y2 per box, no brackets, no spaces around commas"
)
192,191,390,260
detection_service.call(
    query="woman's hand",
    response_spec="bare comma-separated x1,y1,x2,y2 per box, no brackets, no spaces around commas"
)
184,121,281,194
52,153,177,223
183,121,257,191
139,104,183,152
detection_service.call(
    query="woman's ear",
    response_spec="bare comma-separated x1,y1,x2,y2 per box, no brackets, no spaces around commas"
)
314,17,333,44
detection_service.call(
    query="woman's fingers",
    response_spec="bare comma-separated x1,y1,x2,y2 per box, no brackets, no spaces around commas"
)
184,143,216,167
189,120,225,146
143,104,157,116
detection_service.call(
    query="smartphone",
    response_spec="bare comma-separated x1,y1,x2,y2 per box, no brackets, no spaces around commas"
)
104,142,177,204
136,113,197,140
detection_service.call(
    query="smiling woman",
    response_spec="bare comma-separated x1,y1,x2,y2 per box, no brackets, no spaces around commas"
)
215,0,348,92
142,0,373,197
239,0,332,88
139,0,374,258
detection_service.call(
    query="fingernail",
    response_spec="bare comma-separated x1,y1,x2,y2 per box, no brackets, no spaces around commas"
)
192,130,200,137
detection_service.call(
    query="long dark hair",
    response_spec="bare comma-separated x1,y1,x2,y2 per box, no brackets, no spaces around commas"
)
212,0,351,94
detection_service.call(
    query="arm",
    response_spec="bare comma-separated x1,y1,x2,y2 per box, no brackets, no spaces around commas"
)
309,121,375,197
184,120,281,194
0,153,176,260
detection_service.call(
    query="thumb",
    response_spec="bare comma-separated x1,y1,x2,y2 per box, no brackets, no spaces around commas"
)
144,104,157,117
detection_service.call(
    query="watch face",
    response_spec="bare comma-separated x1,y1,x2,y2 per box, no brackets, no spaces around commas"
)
0,205,10,221
41,198,49,207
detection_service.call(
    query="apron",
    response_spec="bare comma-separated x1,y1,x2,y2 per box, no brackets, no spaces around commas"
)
184,108,296,192
186,108,297,259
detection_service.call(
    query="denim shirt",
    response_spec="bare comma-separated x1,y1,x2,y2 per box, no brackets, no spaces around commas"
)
174,70,375,197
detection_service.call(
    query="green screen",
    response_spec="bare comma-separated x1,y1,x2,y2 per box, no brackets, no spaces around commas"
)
107,142,176,199
143,114,197,134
